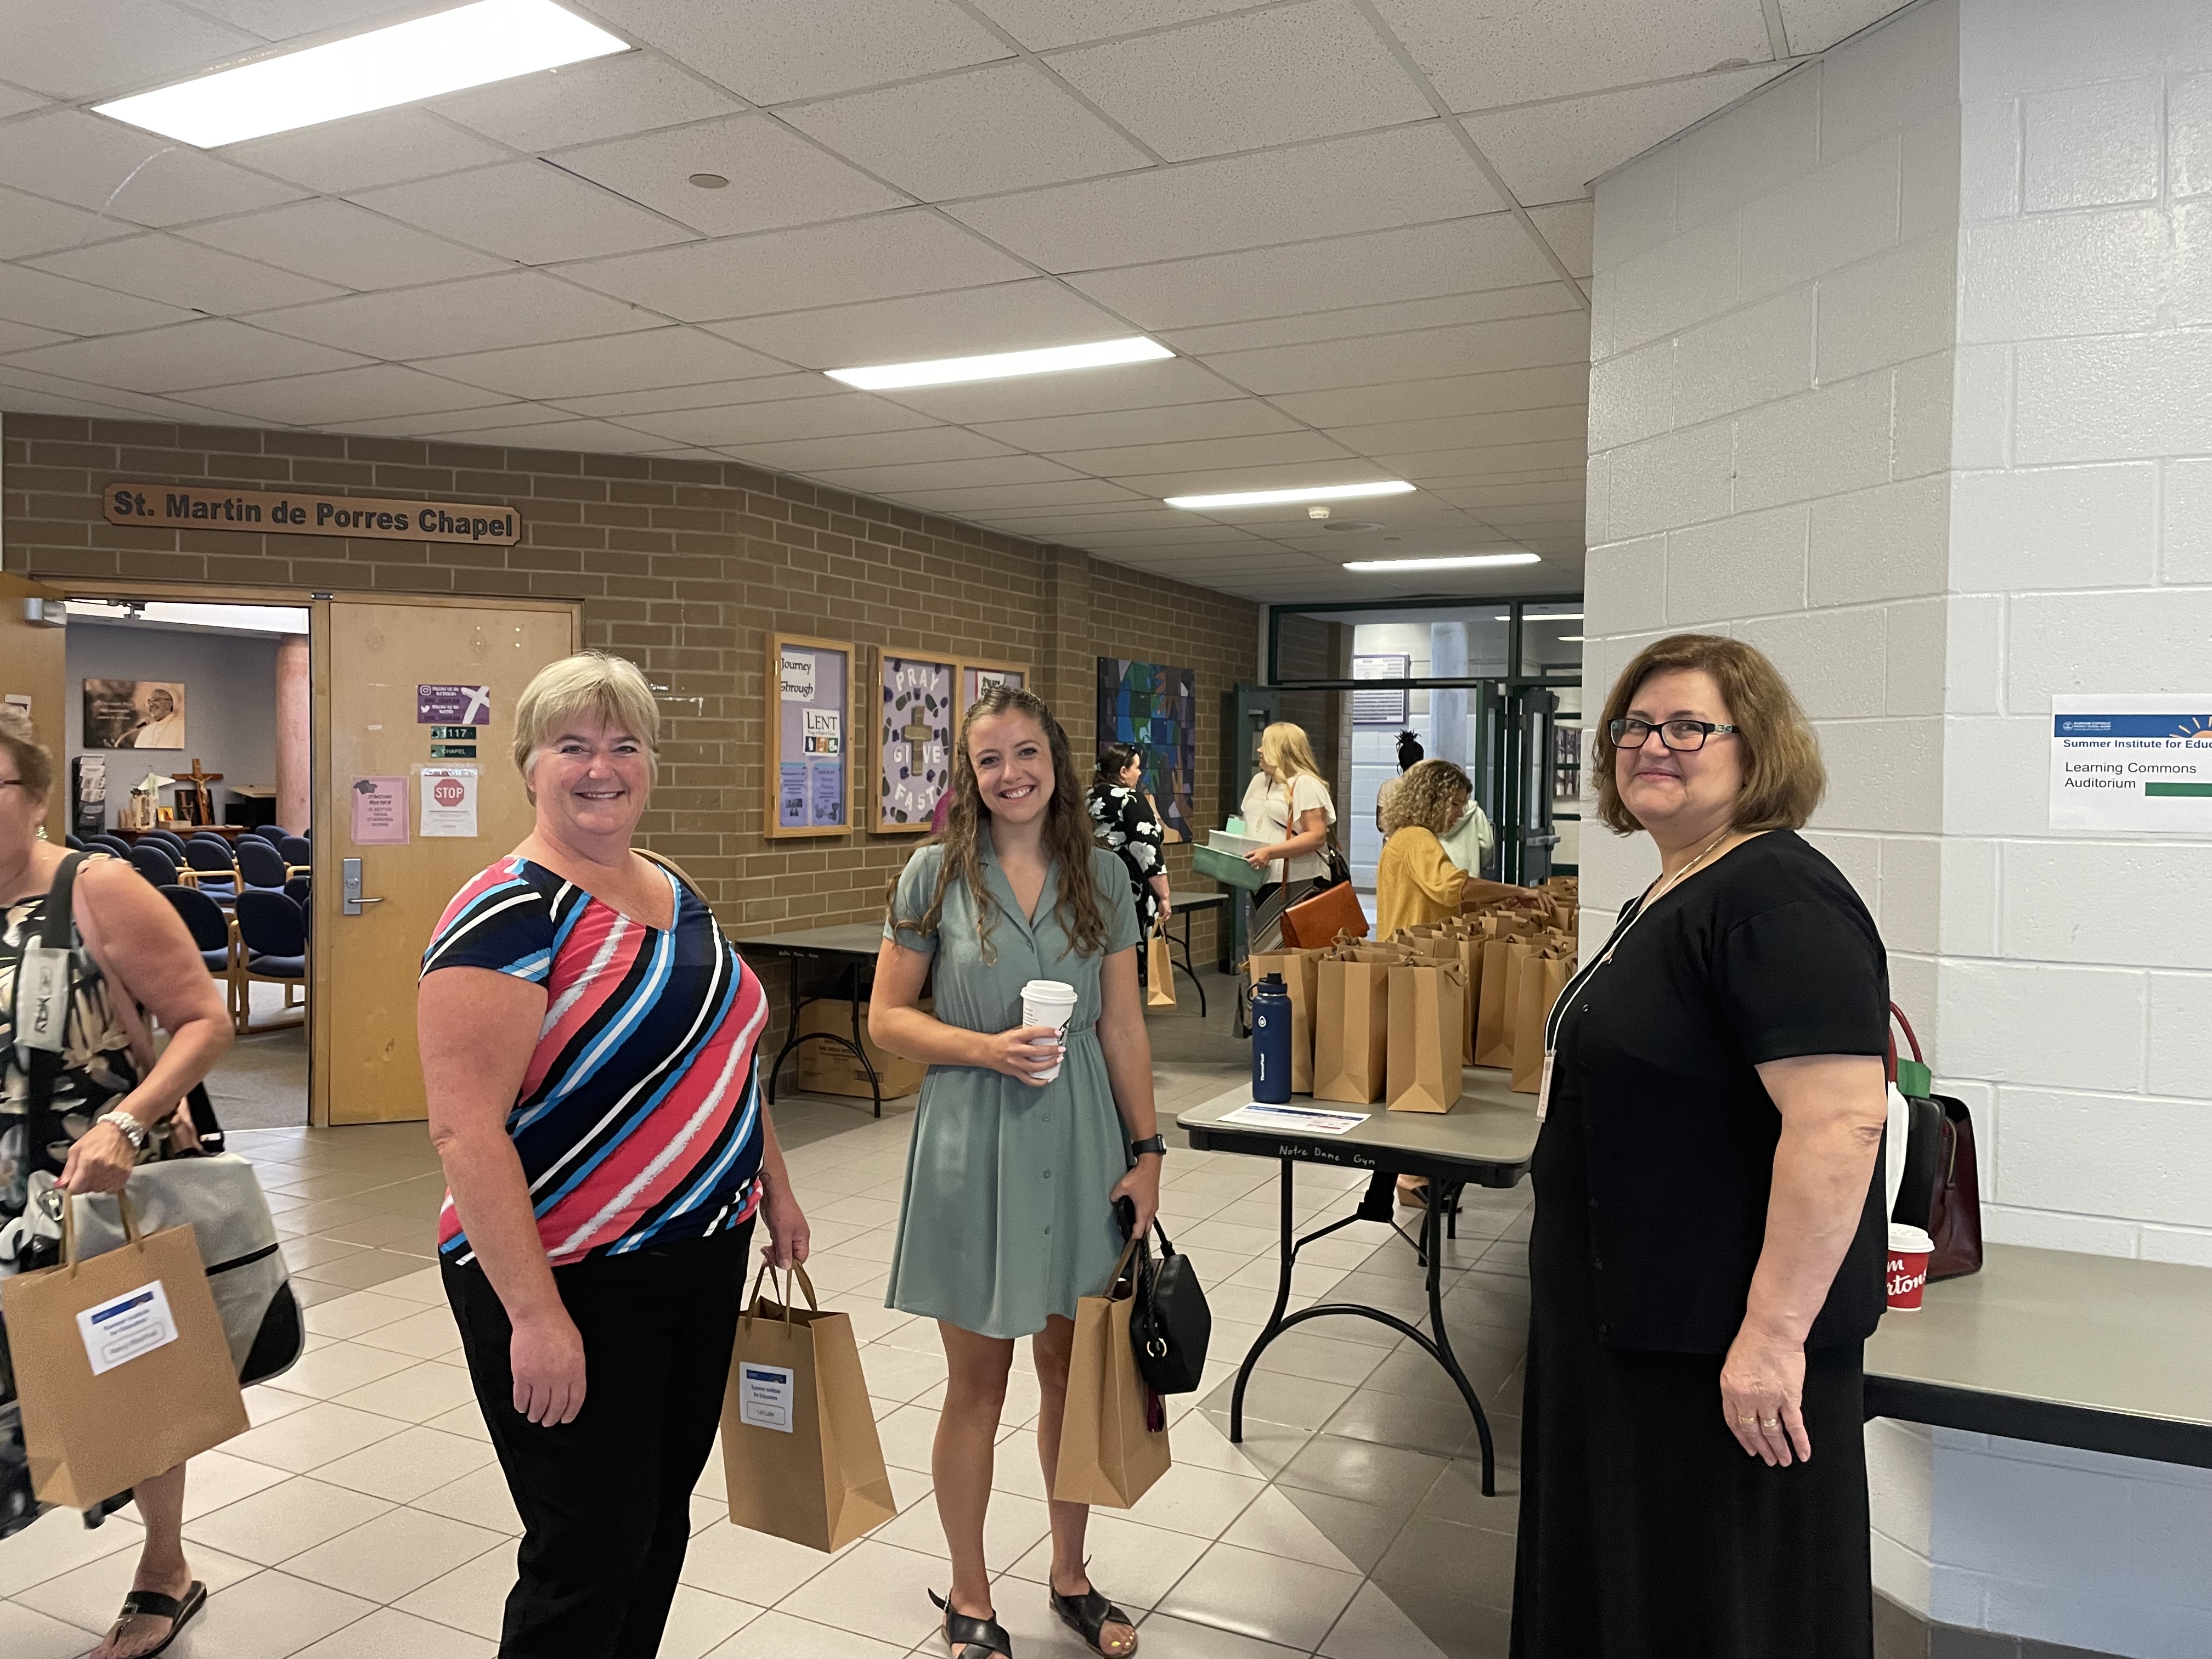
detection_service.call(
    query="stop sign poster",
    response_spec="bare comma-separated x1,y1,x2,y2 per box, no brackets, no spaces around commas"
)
420,766,478,838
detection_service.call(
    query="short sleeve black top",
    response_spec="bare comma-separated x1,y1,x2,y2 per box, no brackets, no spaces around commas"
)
1541,830,1890,1353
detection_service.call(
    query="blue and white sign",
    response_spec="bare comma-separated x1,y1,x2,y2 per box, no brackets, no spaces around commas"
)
2050,696,2212,830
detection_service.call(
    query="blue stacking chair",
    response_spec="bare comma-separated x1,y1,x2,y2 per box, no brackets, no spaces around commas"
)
183,837,239,902
66,833,84,850
284,874,311,911
235,837,290,896
161,884,238,1024
87,833,132,859
279,835,312,873
233,890,308,1032
144,830,189,860
128,843,180,885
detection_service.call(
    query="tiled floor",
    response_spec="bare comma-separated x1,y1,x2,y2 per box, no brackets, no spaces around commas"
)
2,1019,1529,1659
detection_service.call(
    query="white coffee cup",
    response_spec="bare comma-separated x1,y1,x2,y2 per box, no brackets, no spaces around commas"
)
1019,979,1079,1082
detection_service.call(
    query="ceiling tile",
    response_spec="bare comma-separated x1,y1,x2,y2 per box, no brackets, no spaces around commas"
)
1111,457,1399,499
622,392,937,447
1048,430,1355,477
1431,482,1590,509
967,399,1300,452
418,327,788,399
0,185,131,260
174,199,511,290
725,426,1015,472
1372,0,1771,113
1159,283,1578,356
350,161,695,266
1368,438,1592,478
586,0,1011,105
565,210,1031,321
947,124,1504,271
1065,215,1554,329
253,271,662,358
1205,309,1590,396
403,416,670,453
805,454,1084,493
550,371,840,417
0,361,243,422
702,279,1130,370
882,479,1147,511
1,0,258,99
338,400,574,437
1462,65,1790,204
188,0,420,36
0,264,196,335
219,108,511,196
1328,405,1589,457
1268,363,1592,427
0,317,368,391
28,232,344,313
0,317,67,353
433,52,750,151
969,0,1251,51
1526,202,1595,280
881,355,1240,423
0,110,303,225
781,63,1150,200
551,115,906,237
1780,0,1907,56
177,363,507,425
0,83,48,120
1047,0,1431,162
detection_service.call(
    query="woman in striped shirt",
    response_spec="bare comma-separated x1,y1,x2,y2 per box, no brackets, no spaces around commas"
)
419,653,809,1659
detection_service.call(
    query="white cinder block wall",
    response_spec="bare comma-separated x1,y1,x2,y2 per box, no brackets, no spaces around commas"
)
1584,2,2211,1654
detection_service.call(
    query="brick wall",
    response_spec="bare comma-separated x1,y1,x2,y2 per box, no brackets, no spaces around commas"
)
1,411,1259,1040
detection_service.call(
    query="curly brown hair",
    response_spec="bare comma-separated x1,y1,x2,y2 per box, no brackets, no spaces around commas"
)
887,684,1112,962
1381,758,1471,836
1592,633,1825,835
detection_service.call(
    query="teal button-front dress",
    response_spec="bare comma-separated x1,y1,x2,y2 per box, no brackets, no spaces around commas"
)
882,840,1142,1340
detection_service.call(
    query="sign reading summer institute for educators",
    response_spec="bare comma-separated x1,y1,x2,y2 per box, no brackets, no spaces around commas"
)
104,483,520,546
2050,695,2212,831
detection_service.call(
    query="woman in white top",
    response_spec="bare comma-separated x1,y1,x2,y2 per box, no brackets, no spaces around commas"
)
1238,721,1337,955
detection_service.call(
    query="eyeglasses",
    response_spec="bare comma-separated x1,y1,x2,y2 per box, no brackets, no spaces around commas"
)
1609,718,1739,752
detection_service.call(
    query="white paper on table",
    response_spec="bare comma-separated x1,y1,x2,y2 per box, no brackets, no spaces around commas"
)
1220,1102,1368,1135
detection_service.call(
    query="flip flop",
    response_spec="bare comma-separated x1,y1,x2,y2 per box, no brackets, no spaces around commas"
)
103,1581,205,1659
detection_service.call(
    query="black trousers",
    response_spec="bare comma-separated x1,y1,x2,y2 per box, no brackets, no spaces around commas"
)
444,1222,755,1659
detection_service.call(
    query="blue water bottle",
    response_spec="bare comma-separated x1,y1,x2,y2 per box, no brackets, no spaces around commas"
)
1251,973,1293,1103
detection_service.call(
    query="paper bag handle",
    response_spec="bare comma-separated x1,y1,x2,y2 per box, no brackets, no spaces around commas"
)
57,1186,140,1269
742,1258,820,1327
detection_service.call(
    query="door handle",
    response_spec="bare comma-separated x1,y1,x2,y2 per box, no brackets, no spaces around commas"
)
342,857,384,916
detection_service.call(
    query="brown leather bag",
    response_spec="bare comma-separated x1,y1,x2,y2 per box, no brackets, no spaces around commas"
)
1888,1005,1982,1280
1281,879,1367,949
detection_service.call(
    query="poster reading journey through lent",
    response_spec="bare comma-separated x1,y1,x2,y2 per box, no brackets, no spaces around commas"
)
2050,695,2212,830
775,639,847,833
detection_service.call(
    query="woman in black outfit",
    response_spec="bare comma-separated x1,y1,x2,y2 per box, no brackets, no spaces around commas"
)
1511,634,1891,1659
1087,744,1168,979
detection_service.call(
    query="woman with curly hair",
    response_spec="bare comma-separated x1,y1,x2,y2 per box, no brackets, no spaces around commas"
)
1375,757,1482,934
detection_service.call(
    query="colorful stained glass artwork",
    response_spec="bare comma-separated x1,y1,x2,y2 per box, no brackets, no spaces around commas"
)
1096,657,1195,843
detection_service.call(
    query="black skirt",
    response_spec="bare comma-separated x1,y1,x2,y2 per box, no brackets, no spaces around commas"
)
1510,1080,1874,1659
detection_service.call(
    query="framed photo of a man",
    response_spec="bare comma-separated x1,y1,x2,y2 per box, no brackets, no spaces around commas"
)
84,680,187,749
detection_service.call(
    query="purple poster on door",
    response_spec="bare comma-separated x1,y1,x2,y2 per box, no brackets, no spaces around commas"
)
417,684,491,724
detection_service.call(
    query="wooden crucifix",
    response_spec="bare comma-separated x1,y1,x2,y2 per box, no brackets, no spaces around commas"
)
178,757,222,826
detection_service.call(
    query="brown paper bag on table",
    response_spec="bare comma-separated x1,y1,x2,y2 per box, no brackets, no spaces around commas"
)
1248,947,1322,1092
1474,937,1521,1070
1147,919,1176,1009
723,1263,896,1552
1457,933,1486,1064
1052,1237,1171,1508
1511,950,1576,1094
1386,959,1466,1114
1312,944,1398,1104
1,1198,246,1509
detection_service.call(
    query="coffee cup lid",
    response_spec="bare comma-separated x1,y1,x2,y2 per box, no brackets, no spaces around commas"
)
1887,1222,1935,1254
1022,979,1076,998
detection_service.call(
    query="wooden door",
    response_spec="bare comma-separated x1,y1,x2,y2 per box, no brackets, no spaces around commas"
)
0,575,68,842
311,597,578,1125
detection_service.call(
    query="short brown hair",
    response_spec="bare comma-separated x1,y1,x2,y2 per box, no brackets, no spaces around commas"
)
1592,634,1824,835
0,705,53,799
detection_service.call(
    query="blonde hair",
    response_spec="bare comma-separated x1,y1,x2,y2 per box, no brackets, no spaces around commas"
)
514,652,660,802
0,705,52,799
1258,722,1322,786
1593,633,1825,835
1383,759,1471,837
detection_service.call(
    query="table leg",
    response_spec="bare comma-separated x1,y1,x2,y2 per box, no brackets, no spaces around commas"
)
1168,905,1206,1018
845,961,883,1119
763,954,805,1105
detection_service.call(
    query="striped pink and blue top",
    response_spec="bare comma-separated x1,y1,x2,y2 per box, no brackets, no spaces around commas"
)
421,856,767,1267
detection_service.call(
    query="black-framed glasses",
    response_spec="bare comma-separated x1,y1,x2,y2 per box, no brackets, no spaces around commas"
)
1609,718,1739,752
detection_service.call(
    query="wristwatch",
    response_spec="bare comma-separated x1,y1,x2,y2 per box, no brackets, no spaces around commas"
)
1128,1135,1167,1159
97,1109,149,1153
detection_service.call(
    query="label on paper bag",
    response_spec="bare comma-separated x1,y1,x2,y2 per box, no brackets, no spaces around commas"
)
737,1362,795,1432
77,1280,180,1376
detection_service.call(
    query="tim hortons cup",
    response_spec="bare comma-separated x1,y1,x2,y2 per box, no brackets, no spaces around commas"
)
1020,979,1079,1082
1886,1222,1935,1311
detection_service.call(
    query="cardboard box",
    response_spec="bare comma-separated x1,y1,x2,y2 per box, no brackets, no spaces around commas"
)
795,998,929,1099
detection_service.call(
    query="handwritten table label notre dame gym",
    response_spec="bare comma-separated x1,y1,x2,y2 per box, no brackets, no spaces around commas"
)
105,483,521,546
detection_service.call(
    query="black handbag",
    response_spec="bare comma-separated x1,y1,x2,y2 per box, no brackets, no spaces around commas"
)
1127,1218,1212,1396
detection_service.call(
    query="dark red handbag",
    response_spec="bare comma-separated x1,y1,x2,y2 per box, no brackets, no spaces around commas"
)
1887,1005,1983,1281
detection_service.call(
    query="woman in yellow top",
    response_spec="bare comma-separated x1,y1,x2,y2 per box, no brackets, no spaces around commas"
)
1375,759,1482,934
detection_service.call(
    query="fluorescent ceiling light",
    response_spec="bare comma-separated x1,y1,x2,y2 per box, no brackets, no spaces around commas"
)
93,0,628,148
1166,481,1416,510
1346,552,1541,573
1493,610,1583,620
1559,635,1586,642
826,337,1171,391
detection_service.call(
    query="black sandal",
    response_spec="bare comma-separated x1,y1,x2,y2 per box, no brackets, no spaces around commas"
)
103,1581,206,1658
1051,1581,1138,1656
930,1588,1013,1659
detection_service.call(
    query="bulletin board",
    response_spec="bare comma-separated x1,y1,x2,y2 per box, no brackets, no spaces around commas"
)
766,633,852,839
875,652,958,833
1096,656,1195,843
958,659,1028,713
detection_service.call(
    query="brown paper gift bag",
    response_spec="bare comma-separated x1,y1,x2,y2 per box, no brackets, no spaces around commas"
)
1147,919,1176,1009
1457,934,1486,1065
1474,937,1520,1070
1,1197,247,1508
1312,945,1396,1104
1386,960,1466,1114
1248,948,1322,1093
723,1263,897,1553
1052,1236,1171,1508
1511,950,1575,1094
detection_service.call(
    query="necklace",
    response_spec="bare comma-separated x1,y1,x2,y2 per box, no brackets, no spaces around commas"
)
1596,825,1735,968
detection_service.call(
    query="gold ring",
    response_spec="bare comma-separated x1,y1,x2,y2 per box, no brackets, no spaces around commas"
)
1759,1417,1781,1430
1736,1414,1757,1426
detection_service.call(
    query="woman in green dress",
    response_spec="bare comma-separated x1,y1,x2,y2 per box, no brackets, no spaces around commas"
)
872,685,1163,1659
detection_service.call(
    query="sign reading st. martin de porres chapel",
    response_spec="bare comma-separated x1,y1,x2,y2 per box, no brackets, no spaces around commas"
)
104,483,521,546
